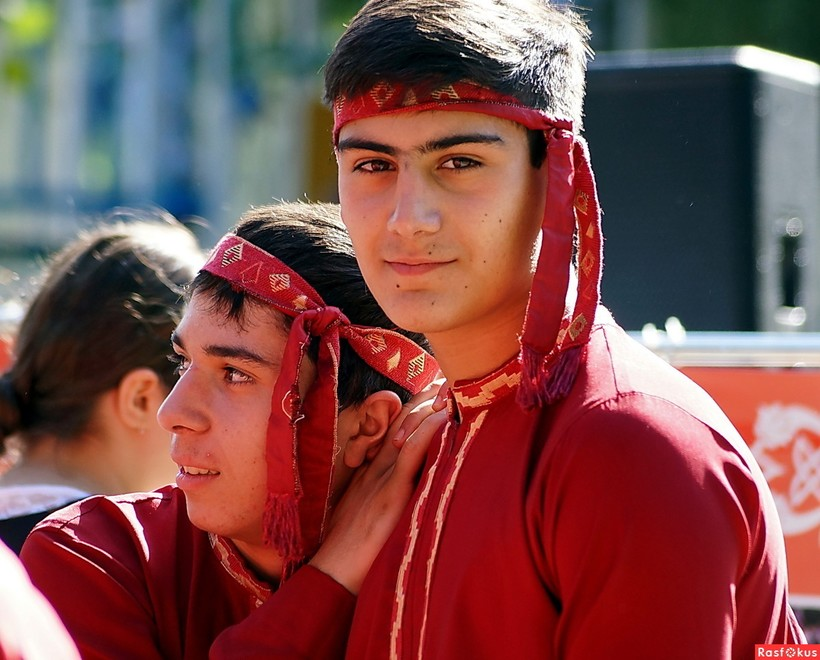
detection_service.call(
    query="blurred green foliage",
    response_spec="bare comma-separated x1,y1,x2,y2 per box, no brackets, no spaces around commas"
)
2,0,816,95
0,0,54,88
321,0,820,65
650,0,820,64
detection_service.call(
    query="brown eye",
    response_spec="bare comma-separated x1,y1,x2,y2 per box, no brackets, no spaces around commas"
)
441,156,480,170
356,159,393,173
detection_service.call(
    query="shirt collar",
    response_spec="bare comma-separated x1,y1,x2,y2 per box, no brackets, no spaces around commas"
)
448,357,521,420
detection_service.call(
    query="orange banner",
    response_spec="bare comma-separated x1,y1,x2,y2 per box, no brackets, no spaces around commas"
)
0,335,11,373
683,367,820,608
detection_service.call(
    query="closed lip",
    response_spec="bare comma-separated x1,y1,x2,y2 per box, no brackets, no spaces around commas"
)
386,258,454,275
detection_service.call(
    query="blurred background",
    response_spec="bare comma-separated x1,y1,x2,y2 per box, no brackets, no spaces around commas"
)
0,0,818,333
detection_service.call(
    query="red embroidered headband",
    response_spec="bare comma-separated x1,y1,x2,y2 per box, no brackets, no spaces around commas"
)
332,80,603,407
202,234,439,577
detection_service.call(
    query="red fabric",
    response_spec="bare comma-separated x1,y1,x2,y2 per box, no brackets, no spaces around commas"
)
343,313,804,658
169,314,804,658
332,80,603,407
0,539,79,660
202,235,439,576
19,487,354,660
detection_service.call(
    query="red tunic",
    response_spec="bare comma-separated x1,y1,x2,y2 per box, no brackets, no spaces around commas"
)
20,487,355,659
346,318,804,658
21,317,806,659
216,316,804,659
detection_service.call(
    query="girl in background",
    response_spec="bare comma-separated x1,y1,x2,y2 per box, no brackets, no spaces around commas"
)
0,210,204,553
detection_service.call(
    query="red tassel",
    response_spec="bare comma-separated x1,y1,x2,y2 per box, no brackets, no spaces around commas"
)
263,492,303,565
517,345,582,409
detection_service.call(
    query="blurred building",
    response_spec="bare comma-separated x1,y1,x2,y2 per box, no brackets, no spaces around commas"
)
0,0,818,337
0,0,332,301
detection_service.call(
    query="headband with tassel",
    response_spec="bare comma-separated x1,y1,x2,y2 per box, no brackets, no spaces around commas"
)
202,235,439,578
332,80,603,408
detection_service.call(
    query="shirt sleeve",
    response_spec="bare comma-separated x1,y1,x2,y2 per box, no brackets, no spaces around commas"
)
20,508,167,660
535,396,783,658
210,564,355,660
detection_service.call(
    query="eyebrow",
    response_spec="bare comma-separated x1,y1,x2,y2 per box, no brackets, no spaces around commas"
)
336,132,504,156
170,330,279,368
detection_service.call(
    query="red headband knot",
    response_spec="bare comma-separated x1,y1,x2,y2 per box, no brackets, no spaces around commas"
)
202,234,439,578
333,79,604,409
301,306,347,336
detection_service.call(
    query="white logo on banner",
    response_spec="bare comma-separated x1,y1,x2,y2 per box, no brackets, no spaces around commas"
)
753,403,820,536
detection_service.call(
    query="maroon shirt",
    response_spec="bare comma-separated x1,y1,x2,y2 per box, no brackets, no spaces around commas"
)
22,316,806,659
214,315,804,659
347,317,804,658
21,487,354,659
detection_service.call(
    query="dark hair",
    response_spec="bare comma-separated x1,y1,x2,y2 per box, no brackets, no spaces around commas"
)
0,210,203,451
190,201,431,409
323,0,591,162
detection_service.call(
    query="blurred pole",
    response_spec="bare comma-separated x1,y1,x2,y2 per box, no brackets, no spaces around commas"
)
579,0,650,52
274,0,320,198
120,0,160,201
44,1,89,206
612,0,650,50
192,0,232,235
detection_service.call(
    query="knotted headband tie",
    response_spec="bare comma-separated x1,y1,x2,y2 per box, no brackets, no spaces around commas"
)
202,234,439,578
333,80,603,408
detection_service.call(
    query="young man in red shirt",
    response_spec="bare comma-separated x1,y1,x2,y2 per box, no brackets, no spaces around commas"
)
324,0,806,656
20,202,441,658
216,1,806,657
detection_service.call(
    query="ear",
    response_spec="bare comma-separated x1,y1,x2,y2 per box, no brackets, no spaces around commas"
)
116,367,165,432
341,390,403,469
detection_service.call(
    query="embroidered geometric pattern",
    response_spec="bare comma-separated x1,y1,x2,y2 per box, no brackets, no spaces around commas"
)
364,333,388,353
222,242,243,266
452,359,521,411
387,351,401,372
408,353,428,380
269,272,290,292
239,262,261,285
574,189,589,214
567,314,587,341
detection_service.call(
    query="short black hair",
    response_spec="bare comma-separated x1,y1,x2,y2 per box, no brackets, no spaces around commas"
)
324,0,592,133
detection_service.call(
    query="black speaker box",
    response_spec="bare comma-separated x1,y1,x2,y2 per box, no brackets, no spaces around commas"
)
585,47,820,331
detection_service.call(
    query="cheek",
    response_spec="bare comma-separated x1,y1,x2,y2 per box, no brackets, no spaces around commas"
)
228,438,269,510
339,198,369,241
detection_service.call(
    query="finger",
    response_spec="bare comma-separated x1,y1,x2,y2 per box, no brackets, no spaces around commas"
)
389,376,446,446
391,400,436,448
407,376,447,410
393,410,446,480
432,380,450,411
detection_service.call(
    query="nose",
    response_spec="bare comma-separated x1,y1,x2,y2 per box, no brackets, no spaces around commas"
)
157,369,209,435
387,168,442,237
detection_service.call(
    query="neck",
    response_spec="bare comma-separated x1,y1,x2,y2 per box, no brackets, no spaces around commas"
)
232,537,284,585
425,307,524,383
0,435,121,494
426,270,580,383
